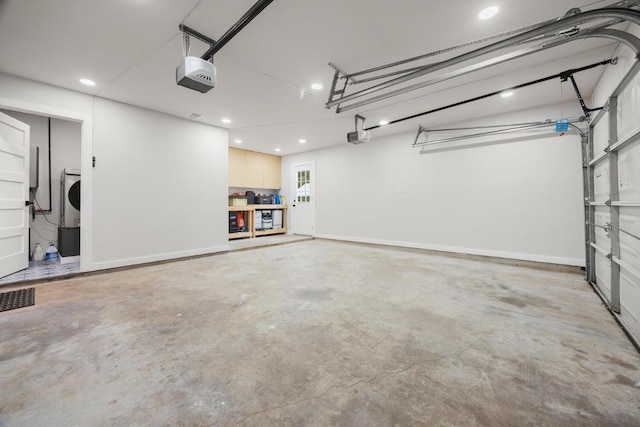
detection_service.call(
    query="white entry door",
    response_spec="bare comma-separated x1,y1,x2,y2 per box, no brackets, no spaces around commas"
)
291,162,315,235
0,111,30,278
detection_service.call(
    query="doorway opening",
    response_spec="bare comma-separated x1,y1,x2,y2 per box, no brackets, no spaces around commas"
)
290,162,316,236
0,109,81,286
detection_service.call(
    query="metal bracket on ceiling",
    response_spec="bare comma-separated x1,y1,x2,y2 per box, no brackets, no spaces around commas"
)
327,63,353,109
179,24,216,62
178,0,274,62
413,126,427,146
179,24,216,47
346,115,371,144
561,73,603,119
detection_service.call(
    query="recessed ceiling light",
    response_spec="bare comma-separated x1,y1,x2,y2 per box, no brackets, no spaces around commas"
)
479,6,498,20
234,139,242,144
299,139,307,144
501,91,514,98
275,148,281,152
79,78,96,86
379,120,389,126
311,83,323,90
222,118,232,124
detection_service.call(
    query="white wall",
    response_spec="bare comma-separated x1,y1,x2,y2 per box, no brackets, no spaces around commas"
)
0,110,81,255
0,72,230,272
282,103,586,266
91,98,228,268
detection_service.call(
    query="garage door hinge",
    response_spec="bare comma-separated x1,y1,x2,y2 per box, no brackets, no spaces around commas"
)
606,253,613,260
605,199,611,206
604,146,611,153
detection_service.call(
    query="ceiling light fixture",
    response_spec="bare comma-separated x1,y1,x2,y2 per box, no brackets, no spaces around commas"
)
311,83,323,90
379,120,389,126
275,148,281,152
299,139,307,144
234,139,243,144
501,91,514,98
79,78,96,86
479,6,498,20
222,118,232,124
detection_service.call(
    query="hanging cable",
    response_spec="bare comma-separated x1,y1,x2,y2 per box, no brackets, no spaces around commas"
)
608,223,640,241
560,78,564,121
30,189,59,227
587,221,612,230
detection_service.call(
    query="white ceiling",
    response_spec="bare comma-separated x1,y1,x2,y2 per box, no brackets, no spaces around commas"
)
0,0,626,155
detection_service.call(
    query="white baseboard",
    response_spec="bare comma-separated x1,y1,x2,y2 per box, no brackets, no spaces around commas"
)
86,244,231,272
59,255,80,265
314,234,585,267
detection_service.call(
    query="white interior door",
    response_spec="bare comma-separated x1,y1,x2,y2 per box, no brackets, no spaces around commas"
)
0,111,30,278
291,162,315,236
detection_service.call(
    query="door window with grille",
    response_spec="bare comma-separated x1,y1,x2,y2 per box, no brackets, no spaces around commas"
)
296,169,311,203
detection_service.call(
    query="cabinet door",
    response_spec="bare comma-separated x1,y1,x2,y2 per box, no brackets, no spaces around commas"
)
245,150,264,188
228,148,246,187
263,154,281,189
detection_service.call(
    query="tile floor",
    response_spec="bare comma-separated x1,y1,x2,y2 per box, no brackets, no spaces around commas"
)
0,259,80,286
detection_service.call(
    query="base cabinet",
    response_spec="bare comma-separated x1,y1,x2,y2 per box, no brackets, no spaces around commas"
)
228,205,287,239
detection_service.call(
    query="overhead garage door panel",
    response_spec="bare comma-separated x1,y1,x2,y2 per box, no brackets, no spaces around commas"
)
596,250,612,298
592,112,609,156
593,162,610,203
620,208,640,273
587,45,639,347
620,268,640,341
618,72,640,140
618,142,640,202
595,208,611,247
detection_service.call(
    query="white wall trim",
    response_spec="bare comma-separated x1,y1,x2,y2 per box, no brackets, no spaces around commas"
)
88,244,231,271
315,233,585,267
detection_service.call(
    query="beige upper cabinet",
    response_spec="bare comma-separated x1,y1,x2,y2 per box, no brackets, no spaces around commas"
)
263,154,281,189
228,148,246,187
229,147,281,189
244,150,264,188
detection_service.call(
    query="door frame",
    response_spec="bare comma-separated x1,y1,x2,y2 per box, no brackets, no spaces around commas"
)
290,161,316,236
0,96,93,272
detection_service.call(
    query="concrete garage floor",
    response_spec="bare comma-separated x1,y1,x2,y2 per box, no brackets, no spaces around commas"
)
1,240,639,426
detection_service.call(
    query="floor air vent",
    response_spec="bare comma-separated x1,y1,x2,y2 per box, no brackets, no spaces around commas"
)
0,288,35,312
